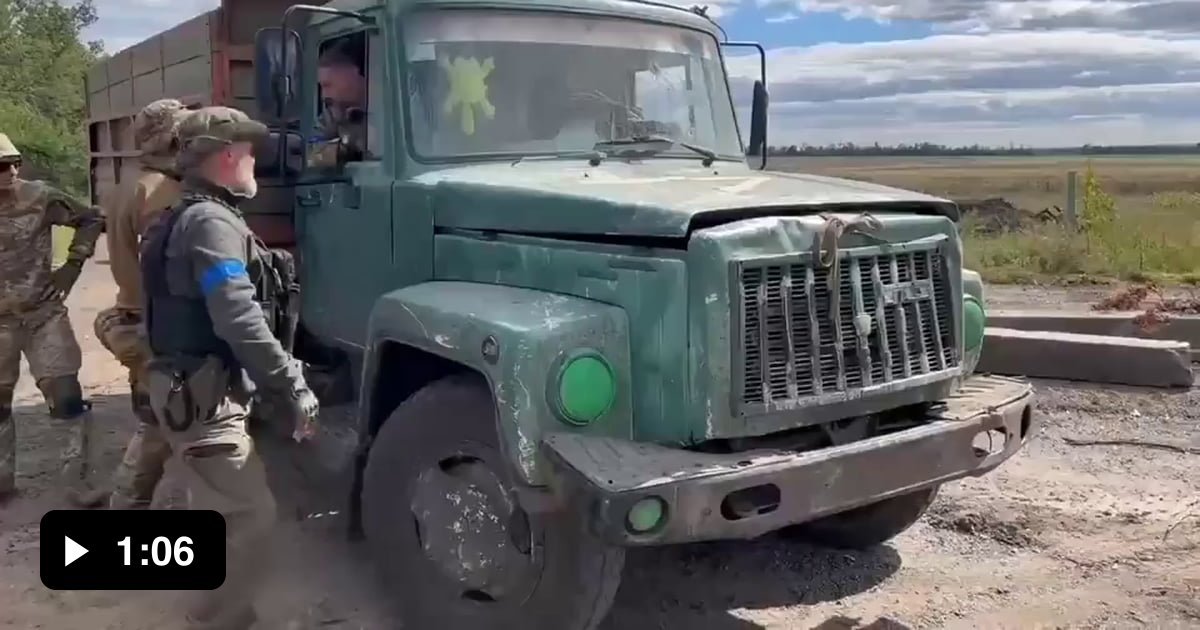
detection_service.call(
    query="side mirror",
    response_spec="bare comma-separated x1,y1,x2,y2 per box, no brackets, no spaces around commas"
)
718,41,767,169
254,131,306,178
254,27,302,122
748,80,769,170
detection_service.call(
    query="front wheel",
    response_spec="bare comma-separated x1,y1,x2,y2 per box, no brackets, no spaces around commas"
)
778,486,940,550
361,373,625,630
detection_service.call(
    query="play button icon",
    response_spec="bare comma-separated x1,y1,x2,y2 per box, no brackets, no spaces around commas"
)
64,536,88,566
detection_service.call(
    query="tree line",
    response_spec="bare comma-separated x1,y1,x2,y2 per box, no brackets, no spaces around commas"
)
0,0,100,195
758,142,1200,157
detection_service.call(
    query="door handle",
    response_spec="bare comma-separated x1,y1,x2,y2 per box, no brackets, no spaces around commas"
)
297,190,322,207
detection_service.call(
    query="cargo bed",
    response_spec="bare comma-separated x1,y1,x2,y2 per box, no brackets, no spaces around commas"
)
84,0,298,247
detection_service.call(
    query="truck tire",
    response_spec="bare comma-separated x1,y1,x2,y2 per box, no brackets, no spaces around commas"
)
361,373,625,630
778,486,939,550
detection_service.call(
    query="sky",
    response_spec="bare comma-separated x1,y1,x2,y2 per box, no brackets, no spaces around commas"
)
82,0,1200,148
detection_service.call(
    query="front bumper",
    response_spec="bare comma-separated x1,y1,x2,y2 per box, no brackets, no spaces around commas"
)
541,374,1036,546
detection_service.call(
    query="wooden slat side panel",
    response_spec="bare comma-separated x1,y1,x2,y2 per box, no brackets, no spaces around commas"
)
164,56,214,100
111,117,134,152
108,50,133,83
90,156,118,208
91,121,111,153
88,88,111,121
86,60,108,94
108,80,134,115
163,13,215,66
131,37,163,77
133,70,166,109
222,0,295,45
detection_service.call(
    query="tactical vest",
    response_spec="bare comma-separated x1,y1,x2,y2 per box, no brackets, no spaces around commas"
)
141,191,300,363
141,192,239,363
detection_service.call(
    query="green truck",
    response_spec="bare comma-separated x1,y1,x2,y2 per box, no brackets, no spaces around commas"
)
85,0,1037,627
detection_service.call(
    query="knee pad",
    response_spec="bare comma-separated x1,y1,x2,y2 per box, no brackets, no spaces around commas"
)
38,376,88,419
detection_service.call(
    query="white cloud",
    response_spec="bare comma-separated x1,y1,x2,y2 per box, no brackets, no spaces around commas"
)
83,0,217,54
82,0,1200,146
760,0,1200,34
723,7,1200,146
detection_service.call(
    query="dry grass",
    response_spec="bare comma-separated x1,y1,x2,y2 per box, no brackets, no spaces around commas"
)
770,155,1200,285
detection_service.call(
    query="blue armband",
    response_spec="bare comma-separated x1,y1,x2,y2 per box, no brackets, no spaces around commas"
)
199,259,247,296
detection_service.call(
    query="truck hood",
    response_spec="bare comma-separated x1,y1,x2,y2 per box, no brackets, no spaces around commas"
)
415,160,959,239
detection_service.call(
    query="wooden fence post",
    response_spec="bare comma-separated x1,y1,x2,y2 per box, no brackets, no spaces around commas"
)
1064,170,1079,231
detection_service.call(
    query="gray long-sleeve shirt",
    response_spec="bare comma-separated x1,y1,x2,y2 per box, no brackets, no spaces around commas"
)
158,194,305,396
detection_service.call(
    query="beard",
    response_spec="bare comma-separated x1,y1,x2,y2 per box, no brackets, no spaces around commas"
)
228,176,258,199
0,174,15,190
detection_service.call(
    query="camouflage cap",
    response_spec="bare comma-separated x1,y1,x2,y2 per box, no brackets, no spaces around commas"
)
0,133,19,160
177,106,270,171
134,99,188,156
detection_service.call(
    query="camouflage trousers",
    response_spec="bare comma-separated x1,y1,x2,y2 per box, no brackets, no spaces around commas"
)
94,307,172,509
0,300,86,496
145,356,276,630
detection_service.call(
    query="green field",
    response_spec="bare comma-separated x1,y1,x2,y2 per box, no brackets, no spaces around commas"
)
59,156,1196,283
768,155,1200,284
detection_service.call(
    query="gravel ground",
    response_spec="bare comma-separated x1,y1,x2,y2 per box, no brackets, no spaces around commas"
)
0,247,1196,630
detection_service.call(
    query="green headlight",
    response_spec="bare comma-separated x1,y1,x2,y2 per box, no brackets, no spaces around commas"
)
556,352,616,426
627,496,666,534
963,295,986,352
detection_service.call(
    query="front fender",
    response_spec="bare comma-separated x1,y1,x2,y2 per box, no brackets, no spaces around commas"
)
361,281,633,486
962,268,985,378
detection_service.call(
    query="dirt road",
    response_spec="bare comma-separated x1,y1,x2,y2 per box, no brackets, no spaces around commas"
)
1,250,1197,630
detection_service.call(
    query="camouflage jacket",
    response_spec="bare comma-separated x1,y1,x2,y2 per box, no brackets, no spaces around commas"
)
0,179,104,315
104,166,182,312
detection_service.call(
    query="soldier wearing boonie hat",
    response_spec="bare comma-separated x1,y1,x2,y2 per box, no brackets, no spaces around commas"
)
137,106,319,630
0,131,104,505
90,98,191,510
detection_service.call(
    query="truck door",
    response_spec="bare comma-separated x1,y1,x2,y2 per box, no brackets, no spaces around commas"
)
296,23,393,350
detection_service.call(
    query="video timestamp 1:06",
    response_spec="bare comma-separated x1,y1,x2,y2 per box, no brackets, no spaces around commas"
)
39,509,226,591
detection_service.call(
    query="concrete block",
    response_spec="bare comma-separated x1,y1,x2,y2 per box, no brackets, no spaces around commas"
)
990,310,1200,347
978,327,1193,388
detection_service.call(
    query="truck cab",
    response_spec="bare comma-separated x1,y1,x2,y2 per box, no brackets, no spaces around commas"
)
248,0,1037,627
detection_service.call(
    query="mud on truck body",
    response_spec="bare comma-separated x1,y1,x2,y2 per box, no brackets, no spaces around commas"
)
87,0,1037,627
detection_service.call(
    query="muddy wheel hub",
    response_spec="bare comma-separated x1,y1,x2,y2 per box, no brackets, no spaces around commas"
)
410,454,534,601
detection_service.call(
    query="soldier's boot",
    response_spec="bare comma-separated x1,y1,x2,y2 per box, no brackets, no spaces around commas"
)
60,405,108,508
0,406,15,503
108,416,171,510
40,375,104,507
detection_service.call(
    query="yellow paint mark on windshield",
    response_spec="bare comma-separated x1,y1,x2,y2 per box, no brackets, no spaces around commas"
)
440,56,496,135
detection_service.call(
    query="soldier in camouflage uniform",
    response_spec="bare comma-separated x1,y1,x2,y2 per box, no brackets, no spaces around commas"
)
141,106,319,629
0,132,105,503
93,99,190,509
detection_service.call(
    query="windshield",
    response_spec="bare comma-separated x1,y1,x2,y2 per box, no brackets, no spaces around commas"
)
403,10,742,161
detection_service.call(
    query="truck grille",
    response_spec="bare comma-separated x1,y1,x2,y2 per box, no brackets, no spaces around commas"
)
734,241,959,415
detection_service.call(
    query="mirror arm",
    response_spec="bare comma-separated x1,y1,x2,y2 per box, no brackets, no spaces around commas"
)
720,41,768,169
270,4,374,182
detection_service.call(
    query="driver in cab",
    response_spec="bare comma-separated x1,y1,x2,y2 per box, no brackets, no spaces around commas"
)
311,32,371,165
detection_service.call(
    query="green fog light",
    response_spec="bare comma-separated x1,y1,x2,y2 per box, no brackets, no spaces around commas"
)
556,353,615,426
963,295,986,352
627,496,666,533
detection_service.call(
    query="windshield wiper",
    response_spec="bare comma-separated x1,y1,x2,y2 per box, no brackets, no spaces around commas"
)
593,135,717,166
510,150,607,167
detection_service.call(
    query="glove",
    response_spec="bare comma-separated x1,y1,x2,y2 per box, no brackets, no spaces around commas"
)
42,259,84,302
286,385,320,442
